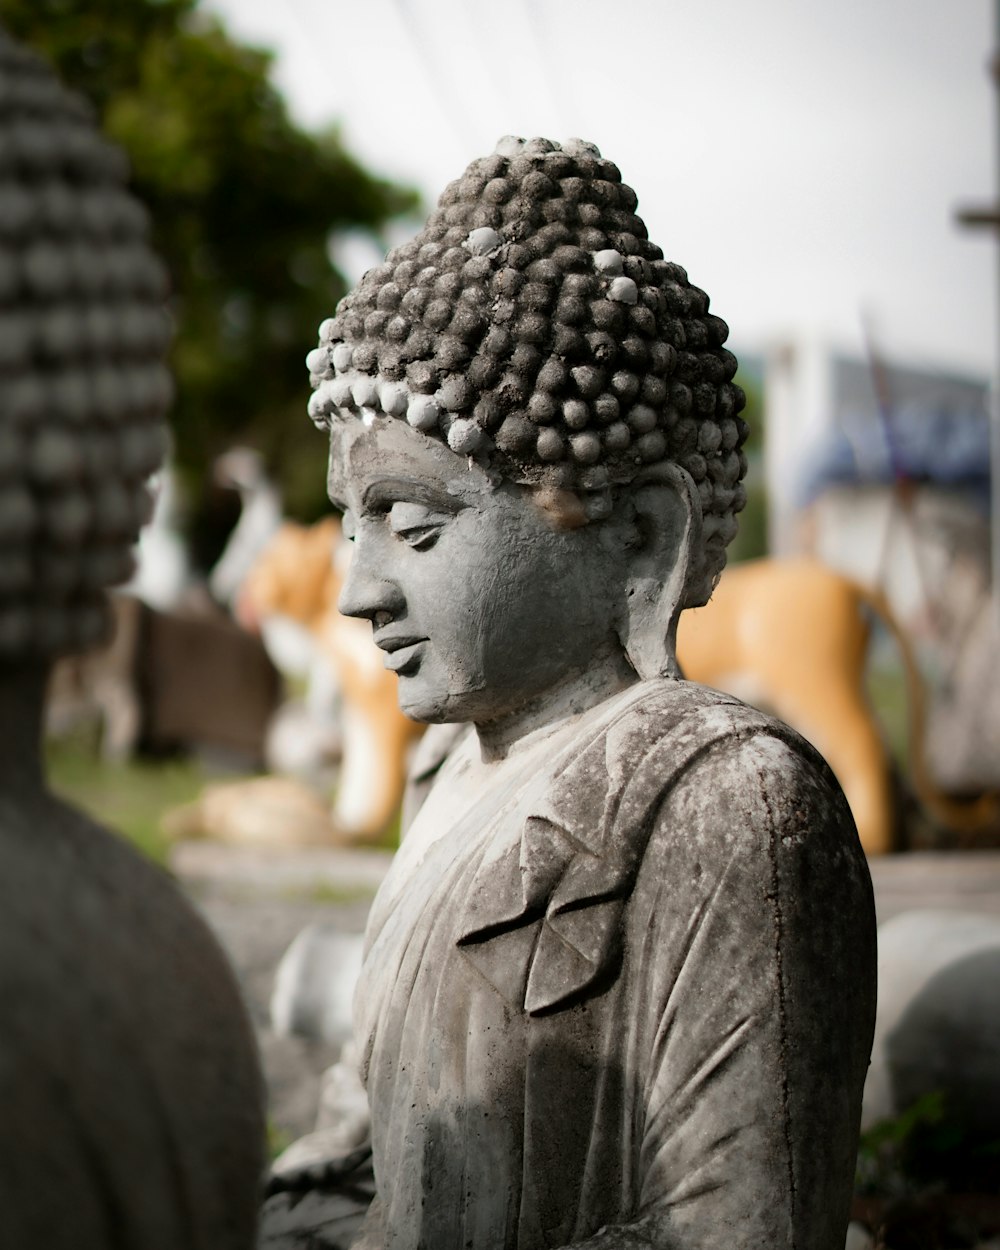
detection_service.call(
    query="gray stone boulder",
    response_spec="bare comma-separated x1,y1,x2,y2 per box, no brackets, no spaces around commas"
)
864,909,1000,1147
270,924,363,1047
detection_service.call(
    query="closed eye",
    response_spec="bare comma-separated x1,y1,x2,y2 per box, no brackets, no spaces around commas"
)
396,525,441,550
389,502,448,550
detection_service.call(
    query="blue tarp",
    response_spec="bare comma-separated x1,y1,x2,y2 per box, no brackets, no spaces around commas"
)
796,361,991,511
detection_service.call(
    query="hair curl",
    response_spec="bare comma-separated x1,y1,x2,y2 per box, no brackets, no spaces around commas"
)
309,136,748,605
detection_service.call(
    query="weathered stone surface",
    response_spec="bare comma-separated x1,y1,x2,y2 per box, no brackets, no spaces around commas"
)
271,135,877,1249
259,1047,374,1248
0,31,172,660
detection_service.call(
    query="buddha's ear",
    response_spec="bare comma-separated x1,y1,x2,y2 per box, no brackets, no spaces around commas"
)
615,463,701,680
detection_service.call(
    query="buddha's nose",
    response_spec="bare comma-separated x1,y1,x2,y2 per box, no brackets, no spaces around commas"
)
337,542,404,623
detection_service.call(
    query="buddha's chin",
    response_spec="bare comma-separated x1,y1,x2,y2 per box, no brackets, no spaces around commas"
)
395,672,488,727
395,676,455,725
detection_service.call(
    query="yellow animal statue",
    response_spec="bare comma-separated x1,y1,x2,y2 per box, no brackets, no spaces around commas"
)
238,517,423,843
677,557,997,854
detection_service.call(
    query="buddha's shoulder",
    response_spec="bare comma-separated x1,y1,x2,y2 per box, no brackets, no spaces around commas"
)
597,677,798,754
591,678,847,815
532,680,864,906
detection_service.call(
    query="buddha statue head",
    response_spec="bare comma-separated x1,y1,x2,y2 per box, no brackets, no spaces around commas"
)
0,29,171,663
309,137,748,737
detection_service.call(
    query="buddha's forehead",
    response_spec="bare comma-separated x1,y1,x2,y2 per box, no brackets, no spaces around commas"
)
327,413,498,512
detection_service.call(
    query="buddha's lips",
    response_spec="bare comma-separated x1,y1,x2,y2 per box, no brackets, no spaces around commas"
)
375,634,428,672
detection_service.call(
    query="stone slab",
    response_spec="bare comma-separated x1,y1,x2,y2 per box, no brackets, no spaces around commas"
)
868,850,1000,922
171,841,393,898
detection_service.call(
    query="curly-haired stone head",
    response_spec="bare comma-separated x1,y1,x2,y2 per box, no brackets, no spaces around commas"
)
310,136,748,616
285,141,876,1250
0,30,172,659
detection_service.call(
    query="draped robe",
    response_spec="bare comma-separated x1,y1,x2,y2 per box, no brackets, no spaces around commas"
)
353,679,876,1249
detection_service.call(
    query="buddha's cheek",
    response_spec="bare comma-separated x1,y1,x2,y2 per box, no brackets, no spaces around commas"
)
401,518,610,722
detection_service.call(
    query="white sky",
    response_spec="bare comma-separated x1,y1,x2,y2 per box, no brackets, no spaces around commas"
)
204,0,997,378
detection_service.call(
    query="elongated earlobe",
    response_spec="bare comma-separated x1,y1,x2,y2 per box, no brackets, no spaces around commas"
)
616,464,701,680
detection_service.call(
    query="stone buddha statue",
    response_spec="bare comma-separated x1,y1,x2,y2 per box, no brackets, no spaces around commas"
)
0,29,264,1247
281,136,876,1250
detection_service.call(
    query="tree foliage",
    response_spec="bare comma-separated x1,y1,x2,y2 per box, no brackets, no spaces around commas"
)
728,368,767,563
1,0,419,549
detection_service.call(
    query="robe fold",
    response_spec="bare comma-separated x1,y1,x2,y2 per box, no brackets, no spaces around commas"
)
354,679,876,1250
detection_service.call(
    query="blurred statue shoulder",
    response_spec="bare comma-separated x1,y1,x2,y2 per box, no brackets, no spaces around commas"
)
0,30,264,1247
0,710,265,1248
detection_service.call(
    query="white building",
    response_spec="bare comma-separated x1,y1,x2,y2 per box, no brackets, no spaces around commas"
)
763,338,990,633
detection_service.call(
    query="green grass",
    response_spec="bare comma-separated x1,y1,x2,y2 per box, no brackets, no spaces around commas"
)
296,880,380,905
267,1120,294,1161
865,661,910,766
45,736,210,866
376,805,402,851
44,734,402,865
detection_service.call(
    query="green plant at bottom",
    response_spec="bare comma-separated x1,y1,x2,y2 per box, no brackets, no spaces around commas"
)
857,1090,1000,1199
856,1092,948,1200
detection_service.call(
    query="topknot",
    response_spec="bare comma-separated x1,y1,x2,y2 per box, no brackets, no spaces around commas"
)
309,136,748,605
0,31,172,657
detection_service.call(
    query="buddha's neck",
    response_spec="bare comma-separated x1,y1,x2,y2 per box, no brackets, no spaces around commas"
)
0,661,49,797
474,647,639,763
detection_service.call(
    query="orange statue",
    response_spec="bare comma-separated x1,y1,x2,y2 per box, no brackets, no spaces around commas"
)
238,517,423,844
678,557,996,854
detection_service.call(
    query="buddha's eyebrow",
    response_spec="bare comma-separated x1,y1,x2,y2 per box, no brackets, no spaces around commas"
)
361,477,466,513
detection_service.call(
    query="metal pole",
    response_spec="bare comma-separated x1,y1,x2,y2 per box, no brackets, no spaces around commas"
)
993,0,1000,620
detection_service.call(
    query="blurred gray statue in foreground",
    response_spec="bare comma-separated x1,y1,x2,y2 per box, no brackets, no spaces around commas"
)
0,29,264,1247
272,136,877,1249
